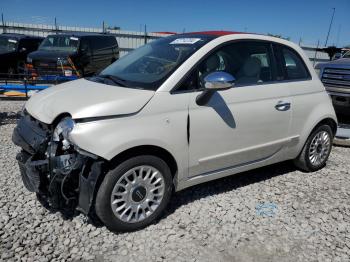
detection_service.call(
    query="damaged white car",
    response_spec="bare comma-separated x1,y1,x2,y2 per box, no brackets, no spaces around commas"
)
13,32,337,232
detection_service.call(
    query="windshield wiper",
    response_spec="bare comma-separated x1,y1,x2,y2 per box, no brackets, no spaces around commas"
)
98,74,127,87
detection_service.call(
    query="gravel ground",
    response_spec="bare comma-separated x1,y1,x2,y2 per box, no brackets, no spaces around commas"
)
0,100,350,262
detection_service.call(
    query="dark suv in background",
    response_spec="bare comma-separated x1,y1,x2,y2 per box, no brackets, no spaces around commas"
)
0,33,43,76
27,33,119,78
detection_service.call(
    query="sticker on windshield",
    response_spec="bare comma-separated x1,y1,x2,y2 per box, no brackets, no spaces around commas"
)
170,38,201,45
70,37,79,41
8,39,18,43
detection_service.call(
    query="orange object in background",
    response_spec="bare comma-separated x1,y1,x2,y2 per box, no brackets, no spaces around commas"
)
4,91,26,97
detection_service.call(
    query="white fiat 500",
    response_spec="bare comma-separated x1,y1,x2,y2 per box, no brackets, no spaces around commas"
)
13,31,337,232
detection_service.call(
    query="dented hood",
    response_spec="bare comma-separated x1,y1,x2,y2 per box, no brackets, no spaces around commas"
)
25,79,155,124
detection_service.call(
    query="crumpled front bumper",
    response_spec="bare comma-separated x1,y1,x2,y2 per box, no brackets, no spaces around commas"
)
12,111,103,214
12,112,50,193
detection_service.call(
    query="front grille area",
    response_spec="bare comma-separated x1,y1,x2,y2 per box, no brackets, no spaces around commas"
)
321,68,350,91
12,110,51,155
32,60,64,76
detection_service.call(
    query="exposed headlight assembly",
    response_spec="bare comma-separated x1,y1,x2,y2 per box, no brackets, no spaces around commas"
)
53,117,75,150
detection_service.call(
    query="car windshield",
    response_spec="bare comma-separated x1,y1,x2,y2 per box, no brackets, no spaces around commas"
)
343,51,350,59
0,36,18,52
39,35,79,52
97,35,214,90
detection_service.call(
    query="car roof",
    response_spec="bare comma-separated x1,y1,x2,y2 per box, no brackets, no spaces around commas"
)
184,31,244,37
167,31,245,42
0,33,44,40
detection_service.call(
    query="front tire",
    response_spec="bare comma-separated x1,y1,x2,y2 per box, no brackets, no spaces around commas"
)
95,155,173,232
294,125,333,172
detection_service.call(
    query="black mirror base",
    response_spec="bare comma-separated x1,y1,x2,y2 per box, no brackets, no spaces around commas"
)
196,89,215,106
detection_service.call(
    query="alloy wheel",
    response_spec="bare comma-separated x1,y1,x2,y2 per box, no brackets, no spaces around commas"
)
110,165,165,223
308,130,331,166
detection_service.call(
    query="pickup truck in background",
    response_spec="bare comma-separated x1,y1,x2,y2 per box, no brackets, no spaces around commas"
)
26,33,119,78
315,51,350,146
315,51,350,116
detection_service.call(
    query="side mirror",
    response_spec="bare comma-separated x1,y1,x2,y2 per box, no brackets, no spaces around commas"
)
203,71,235,90
196,72,235,106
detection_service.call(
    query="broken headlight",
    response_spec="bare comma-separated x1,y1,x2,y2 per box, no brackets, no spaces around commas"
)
53,117,75,150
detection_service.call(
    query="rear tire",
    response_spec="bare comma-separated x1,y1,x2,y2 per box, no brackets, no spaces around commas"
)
95,155,173,232
293,125,333,172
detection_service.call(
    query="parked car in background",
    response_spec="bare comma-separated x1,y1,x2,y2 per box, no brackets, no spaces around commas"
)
0,33,43,76
315,51,350,115
26,33,119,78
13,32,337,232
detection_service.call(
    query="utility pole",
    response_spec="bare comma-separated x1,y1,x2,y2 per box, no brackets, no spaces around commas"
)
54,17,58,34
144,24,147,44
1,13,6,33
325,8,335,47
313,40,320,66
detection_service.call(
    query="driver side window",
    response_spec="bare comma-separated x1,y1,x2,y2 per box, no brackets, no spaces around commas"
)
177,52,227,92
176,41,276,92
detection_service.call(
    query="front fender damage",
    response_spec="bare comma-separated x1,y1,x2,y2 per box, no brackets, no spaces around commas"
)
12,111,105,215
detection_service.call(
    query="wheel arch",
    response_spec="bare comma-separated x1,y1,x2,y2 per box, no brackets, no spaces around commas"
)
295,116,337,157
314,117,337,137
107,145,178,180
83,145,179,216
293,117,336,172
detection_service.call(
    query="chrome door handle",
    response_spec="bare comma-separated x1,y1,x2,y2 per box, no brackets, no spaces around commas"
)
275,101,291,111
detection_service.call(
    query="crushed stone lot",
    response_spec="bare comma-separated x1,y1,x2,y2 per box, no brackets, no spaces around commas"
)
0,100,349,262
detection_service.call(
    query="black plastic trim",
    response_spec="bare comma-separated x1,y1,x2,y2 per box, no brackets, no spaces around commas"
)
77,161,103,214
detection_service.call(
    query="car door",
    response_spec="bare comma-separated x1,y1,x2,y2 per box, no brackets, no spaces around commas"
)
78,37,93,75
90,36,112,72
105,36,118,65
88,36,102,73
186,40,292,177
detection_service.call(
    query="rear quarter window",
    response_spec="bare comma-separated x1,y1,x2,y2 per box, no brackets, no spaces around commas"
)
106,36,118,47
90,36,117,50
280,46,310,80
